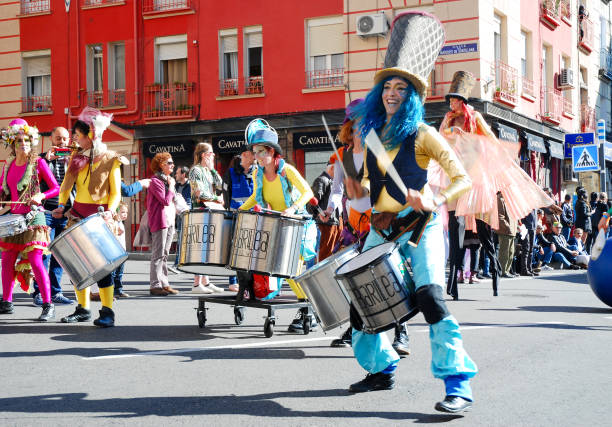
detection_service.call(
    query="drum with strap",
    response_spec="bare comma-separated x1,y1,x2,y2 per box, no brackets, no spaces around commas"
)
334,242,419,334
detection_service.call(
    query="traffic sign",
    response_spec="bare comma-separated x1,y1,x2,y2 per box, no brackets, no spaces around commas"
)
565,132,594,158
572,144,600,172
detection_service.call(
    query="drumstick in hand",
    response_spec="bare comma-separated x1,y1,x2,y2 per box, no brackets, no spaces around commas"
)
364,129,409,198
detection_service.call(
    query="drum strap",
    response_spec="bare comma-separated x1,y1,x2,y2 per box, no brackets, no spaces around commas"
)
373,210,432,247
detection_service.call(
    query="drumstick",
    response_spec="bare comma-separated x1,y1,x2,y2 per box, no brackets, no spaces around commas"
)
363,129,409,198
321,115,349,181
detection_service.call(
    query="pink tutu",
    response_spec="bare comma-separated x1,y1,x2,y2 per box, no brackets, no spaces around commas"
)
428,133,553,231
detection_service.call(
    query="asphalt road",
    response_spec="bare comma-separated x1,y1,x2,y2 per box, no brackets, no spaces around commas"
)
1,260,610,426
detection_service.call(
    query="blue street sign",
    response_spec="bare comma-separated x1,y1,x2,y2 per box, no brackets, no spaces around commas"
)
439,43,478,55
565,132,594,158
572,144,600,172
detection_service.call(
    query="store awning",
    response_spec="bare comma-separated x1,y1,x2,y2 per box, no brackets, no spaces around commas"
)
525,132,546,153
547,140,564,159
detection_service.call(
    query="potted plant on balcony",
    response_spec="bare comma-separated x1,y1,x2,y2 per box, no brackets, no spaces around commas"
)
541,0,561,28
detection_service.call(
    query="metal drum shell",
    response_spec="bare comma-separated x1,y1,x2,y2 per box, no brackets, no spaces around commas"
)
335,242,418,334
177,208,236,276
294,245,359,332
0,214,27,238
49,214,128,290
229,210,305,278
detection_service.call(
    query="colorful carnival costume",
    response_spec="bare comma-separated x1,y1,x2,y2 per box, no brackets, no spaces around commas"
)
0,119,59,321
239,119,317,332
431,71,553,299
344,12,477,414
56,107,126,327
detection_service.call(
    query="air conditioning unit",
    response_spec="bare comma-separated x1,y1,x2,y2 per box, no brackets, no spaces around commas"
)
558,68,574,90
563,160,578,182
356,13,389,37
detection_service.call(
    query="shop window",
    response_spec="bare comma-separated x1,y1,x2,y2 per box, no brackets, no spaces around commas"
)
306,16,344,89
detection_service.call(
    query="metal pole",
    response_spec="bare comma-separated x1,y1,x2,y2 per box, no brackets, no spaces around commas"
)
597,119,607,193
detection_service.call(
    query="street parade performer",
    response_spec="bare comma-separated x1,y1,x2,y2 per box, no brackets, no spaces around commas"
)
239,118,317,333
433,71,553,299
341,12,477,413
325,99,410,354
0,119,59,321
53,106,127,327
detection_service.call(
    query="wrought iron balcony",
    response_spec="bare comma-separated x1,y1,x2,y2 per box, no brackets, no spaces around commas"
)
82,0,124,7
600,48,612,81
143,0,191,13
305,68,344,89
580,104,596,132
21,95,52,113
219,79,238,97
86,89,126,108
20,0,50,15
521,76,536,101
540,0,561,29
541,86,562,125
245,76,264,95
144,82,196,120
562,97,574,118
491,61,518,108
579,16,594,54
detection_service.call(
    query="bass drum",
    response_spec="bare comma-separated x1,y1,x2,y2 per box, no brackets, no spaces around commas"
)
0,213,27,238
335,242,418,334
177,208,236,276
49,214,128,290
294,245,359,332
229,210,306,278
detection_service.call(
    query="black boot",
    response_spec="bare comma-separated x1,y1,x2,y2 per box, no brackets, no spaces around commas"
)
93,306,115,328
287,307,318,333
37,303,55,322
0,300,14,314
330,327,352,347
435,395,472,413
349,372,395,393
61,305,92,323
392,323,410,355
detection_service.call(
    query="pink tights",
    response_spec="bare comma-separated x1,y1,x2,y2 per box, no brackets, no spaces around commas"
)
1,249,51,303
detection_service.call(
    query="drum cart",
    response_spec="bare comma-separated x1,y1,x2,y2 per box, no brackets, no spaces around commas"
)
195,295,314,338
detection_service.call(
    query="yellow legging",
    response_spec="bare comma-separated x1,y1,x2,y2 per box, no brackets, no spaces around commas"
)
74,285,114,310
286,259,308,300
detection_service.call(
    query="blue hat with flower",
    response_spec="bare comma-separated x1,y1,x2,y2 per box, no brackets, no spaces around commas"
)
245,118,282,155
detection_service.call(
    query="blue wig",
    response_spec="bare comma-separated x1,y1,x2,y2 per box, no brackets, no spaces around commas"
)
354,76,424,150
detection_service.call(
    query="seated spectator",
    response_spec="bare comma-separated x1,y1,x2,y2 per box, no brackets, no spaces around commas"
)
567,228,590,268
542,222,581,270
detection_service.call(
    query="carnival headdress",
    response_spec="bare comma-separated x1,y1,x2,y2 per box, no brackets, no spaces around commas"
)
77,106,112,153
0,118,40,148
373,11,445,99
245,118,282,155
446,71,476,102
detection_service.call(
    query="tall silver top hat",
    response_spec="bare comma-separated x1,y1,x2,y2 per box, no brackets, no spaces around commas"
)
374,11,445,99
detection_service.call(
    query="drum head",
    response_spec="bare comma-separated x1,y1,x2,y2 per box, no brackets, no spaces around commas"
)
336,242,396,276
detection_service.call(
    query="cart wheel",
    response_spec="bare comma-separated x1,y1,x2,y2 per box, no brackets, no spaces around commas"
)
303,315,311,335
197,310,206,328
234,307,245,325
264,319,275,338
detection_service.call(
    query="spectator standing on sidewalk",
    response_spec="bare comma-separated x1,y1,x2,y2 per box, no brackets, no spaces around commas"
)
574,187,592,248
560,193,574,242
519,210,537,276
497,192,518,278
31,126,75,307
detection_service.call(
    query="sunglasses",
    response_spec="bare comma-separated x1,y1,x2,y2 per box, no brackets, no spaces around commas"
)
165,161,174,165
253,148,269,157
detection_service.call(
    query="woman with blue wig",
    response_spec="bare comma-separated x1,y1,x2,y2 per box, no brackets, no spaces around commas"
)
342,12,477,413
239,118,317,332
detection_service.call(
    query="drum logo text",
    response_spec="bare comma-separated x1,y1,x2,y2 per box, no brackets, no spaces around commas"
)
186,223,216,250
234,227,270,259
350,272,406,311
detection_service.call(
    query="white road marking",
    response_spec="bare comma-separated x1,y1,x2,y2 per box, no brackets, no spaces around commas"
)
605,316,612,321
85,321,568,360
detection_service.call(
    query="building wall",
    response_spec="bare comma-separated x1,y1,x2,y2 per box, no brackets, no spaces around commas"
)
0,1,21,128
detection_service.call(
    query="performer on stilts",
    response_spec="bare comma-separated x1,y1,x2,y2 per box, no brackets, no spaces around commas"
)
54,106,127,327
238,119,318,333
433,71,553,299
0,119,59,321
341,12,477,413
326,100,409,354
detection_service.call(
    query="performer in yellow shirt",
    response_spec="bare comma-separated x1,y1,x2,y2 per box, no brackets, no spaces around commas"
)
239,119,316,332
52,106,126,327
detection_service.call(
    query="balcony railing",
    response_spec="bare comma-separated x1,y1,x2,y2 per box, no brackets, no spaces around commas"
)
85,89,126,108
21,95,51,113
245,76,264,95
491,61,518,107
581,104,596,132
143,0,191,13
86,91,104,108
20,0,50,15
82,0,123,7
219,79,238,97
541,0,561,29
521,76,536,100
562,97,574,118
560,0,571,23
305,68,344,89
144,82,195,120
600,48,612,80
541,86,562,125
579,16,594,54
108,89,126,106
